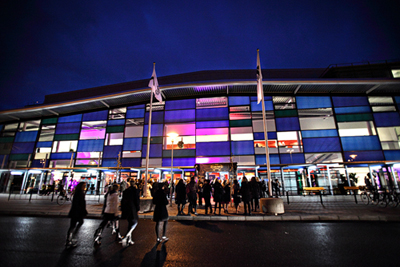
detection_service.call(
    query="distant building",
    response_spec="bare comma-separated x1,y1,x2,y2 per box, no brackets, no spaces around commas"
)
1,61,400,195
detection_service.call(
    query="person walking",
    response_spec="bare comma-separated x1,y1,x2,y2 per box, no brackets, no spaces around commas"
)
202,179,213,215
120,180,140,247
93,184,121,245
232,179,241,214
222,180,231,213
250,177,261,212
240,177,251,215
175,179,187,215
197,181,204,206
65,182,88,248
186,176,198,215
212,179,224,215
153,183,169,243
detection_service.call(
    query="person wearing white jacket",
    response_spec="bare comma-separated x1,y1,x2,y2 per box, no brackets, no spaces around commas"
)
94,184,121,245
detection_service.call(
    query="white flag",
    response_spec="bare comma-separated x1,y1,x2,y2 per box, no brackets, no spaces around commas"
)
148,64,163,102
256,49,263,104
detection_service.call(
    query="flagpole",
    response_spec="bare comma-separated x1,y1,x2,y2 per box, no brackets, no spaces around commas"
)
257,49,272,197
144,63,156,198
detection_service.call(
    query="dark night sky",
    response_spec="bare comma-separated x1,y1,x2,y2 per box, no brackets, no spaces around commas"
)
1,0,400,111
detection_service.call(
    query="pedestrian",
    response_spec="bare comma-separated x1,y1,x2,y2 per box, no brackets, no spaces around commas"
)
94,184,121,245
198,180,204,206
175,179,187,215
260,179,267,198
273,179,281,197
203,179,213,215
212,178,224,215
250,177,261,212
240,177,251,215
153,183,169,243
186,176,198,215
222,180,231,213
65,182,88,248
120,180,140,247
232,179,241,214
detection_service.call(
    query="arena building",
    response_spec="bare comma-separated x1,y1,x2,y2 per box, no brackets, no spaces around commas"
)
1,60,400,196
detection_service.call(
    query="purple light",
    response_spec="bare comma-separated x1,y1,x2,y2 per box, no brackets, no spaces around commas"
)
196,157,231,164
196,128,228,136
80,129,106,139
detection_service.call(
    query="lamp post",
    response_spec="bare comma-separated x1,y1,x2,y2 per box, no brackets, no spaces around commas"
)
167,132,178,206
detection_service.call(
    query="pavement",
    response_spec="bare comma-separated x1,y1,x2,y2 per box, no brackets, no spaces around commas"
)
1,192,399,222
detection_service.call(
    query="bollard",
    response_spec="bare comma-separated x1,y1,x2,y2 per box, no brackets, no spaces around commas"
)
8,185,13,201
29,189,33,202
286,190,290,205
51,191,54,202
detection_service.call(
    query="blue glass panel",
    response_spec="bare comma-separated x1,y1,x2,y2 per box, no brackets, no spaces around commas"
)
296,96,331,109
77,139,104,152
334,106,371,114
31,160,45,168
50,152,74,160
332,96,369,107
254,132,277,140
275,117,300,131
196,120,229,128
344,151,384,161
11,142,35,154
127,104,145,109
121,158,141,167
165,109,195,123
55,122,81,134
123,138,142,151
103,146,122,158
303,137,341,153
373,112,400,127
395,96,400,104
280,153,305,164
301,129,338,138
58,114,82,123
231,141,255,155
196,108,229,121
341,136,381,151
126,108,145,119
384,150,400,160
165,99,196,110
196,142,230,156
141,144,163,157
14,131,38,142
36,141,53,148
0,125,3,131
102,158,117,167
251,96,272,101
229,96,250,106
162,157,196,167
107,119,125,126
143,124,163,137
256,154,280,165
251,101,273,111
82,110,108,121
145,111,164,124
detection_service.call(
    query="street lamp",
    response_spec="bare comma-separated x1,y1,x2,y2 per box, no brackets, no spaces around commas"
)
167,132,178,206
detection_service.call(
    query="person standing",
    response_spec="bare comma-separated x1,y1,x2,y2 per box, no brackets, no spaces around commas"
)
120,180,140,247
197,180,204,206
250,177,261,212
232,179,241,214
93,184,121,245
202,179,213,215
65,182,88,248
186,176,198,215
212,179,224,215
240,177,251,215
175,179,187,215
153,183,169,243
222,180,231,213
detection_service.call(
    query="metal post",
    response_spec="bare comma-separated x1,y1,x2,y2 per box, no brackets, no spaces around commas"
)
327,166,333,195
344,165,351,186
170,140,174,206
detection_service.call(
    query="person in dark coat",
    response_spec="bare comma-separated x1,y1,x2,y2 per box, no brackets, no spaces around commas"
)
186,176,198,215
65,182,88,248
175,179,187,215
212,179,224,215
240,177,252,215
221,180,231,213
232,179,241,214
153,183,169,242
120,180,140,247
250,177,261,212
202,179,213,215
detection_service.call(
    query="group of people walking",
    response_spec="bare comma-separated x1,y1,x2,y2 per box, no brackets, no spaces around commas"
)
65,179,169,249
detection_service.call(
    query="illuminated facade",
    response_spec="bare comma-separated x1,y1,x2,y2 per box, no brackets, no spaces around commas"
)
1,61,400,194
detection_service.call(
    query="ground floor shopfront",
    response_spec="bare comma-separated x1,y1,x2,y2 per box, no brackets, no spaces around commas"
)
1,161,399,196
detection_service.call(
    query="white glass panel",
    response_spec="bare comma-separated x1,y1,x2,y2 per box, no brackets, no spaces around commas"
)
305,153,343,163
165,123,196,136
141,158,162,167
252,119,276,132
125,126,144,138
19,120,40,131
277,131,302,153
165,136,195,148
196,135,229,142
232,155,255,165
377,127,400,150
231,127,253,141
372,106,396,112
52,141,78,153
338,121,376,136
123,151,142,158
105,133,124,146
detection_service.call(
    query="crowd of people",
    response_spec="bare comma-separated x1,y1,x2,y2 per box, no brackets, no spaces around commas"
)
64,175,283,249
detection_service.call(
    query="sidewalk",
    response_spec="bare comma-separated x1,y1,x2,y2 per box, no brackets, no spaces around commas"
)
1,193,400,222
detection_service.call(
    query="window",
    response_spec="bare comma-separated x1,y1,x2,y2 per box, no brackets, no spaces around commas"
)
277,131,303,153
338,121,376,136
109,107,127,120
80,121,106,140
252,119,276,132
18,120,40,131
196,128,228,142
75,152,102,166
125,126,144,138
38,125,55,141
305,153,343,164
196,97,227,109
298,108,335,130
105,133,123,146
377,127,400,150
273,96,296,109
34,147,51,160
52,141,78,153
392,69,400,78
368,96,395,112
230,127,253,141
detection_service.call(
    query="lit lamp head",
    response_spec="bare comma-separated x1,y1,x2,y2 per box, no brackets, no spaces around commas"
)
167,132,179,143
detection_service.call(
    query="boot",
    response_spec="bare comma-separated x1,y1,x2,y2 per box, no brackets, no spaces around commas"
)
94,228,102,246
65,232,77,248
